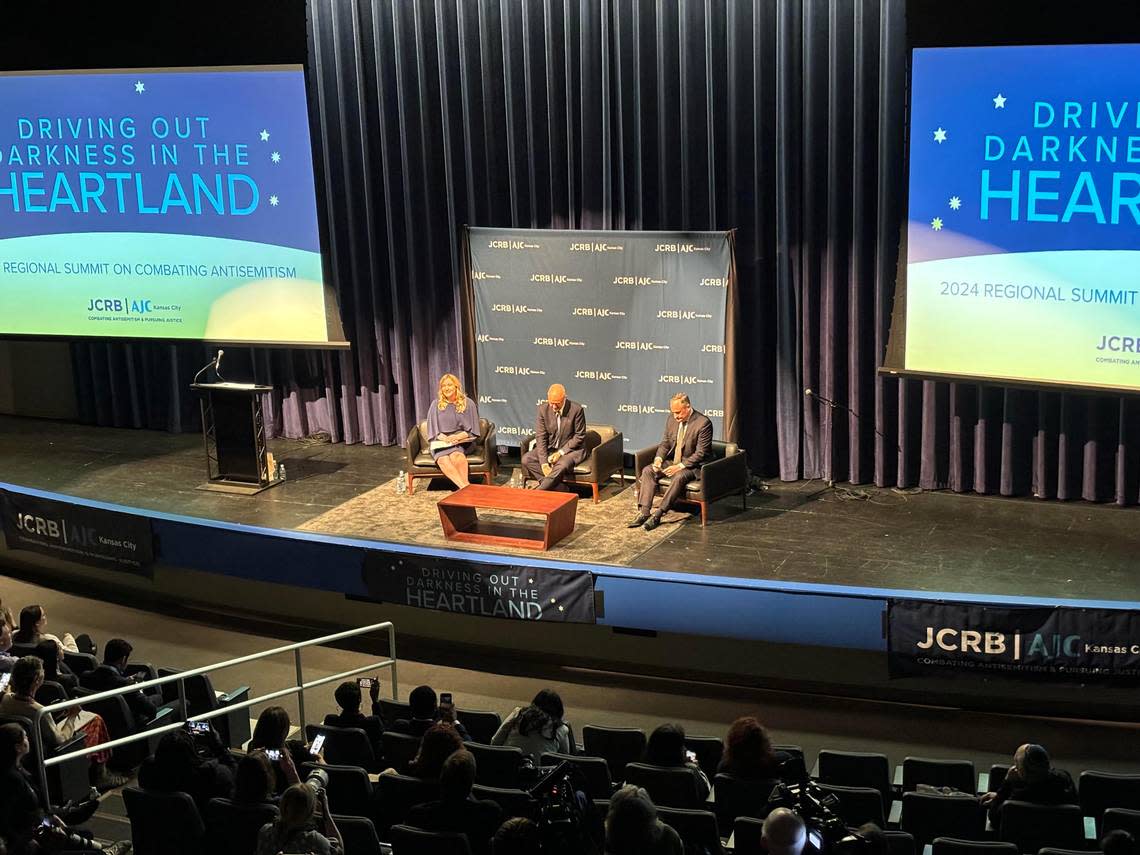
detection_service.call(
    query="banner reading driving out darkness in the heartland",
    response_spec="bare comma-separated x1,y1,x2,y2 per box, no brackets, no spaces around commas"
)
0,66,337,344
906,44,1140,391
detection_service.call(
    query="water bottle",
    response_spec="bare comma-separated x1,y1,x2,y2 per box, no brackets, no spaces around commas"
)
279,464,287,482
397,471,406,494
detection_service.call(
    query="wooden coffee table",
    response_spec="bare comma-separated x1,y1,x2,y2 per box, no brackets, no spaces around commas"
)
437,484,578,551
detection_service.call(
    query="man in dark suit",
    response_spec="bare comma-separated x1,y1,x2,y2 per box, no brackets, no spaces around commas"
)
407,749,502,855
520,383,588,491
323,679,386,762
79,637,160,729
630,392,713,531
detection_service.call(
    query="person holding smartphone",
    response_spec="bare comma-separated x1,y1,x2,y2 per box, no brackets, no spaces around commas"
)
639,723,710,802
249,706,321,795
322,678,385,763
0,621,17,675
390,685,471,742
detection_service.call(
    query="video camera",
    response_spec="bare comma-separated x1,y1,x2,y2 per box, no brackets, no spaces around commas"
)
527,761,600,855
767,780,866,855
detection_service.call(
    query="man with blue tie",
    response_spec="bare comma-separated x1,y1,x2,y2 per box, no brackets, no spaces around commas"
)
520,383,588,491
630,392,713,531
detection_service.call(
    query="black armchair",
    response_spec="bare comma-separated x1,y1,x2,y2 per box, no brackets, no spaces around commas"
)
633,439,748,525
520,424,624,503
405,418,498,494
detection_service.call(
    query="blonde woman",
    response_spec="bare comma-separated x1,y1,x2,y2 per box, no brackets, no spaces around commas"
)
427,374,481,489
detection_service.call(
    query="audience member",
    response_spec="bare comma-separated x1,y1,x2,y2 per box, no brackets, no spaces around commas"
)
492,817,543,855
491,688,574,759
0,597,14,631
392,684,472,741
34,640,79,695
410,722,465,782
80,639,160,729
249,706,319,795
604,784,683,855
0,622,15,674
0,656,124,791
138,727,236,813
408,749,503,855
640,723,710,801
981,743,1077,824
1102,830,1138,855
233,750,277,808
323,679,385,760
0,722,128,855
13,605,78,654
256,782,343,855
762,807,807,855
718,716,798,781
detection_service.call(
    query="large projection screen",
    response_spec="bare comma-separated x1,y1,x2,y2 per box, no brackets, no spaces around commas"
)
0,65,347,347
470,228,732,451
891,44,1140,392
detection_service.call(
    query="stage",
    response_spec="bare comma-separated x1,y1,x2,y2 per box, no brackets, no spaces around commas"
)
1,414,1138,604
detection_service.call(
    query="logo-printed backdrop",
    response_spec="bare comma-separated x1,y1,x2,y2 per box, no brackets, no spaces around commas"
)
470,228,732,450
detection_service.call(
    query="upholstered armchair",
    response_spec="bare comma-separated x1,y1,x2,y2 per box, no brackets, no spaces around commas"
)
520,423,624,503
632,440,747,525
405,418,498,494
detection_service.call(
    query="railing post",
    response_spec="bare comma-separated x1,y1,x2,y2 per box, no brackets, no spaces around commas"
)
388,623,398,700
178,676,187,724
34,713,49,809
294,647,306,731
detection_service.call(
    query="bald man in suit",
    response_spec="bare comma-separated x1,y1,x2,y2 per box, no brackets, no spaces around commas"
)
520,383,588,491
630,392,712,531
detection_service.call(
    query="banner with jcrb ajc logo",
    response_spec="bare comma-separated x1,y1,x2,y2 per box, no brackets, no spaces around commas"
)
887,599,1140,682
362,550,595,624
1,489,154,574
469,227,732,450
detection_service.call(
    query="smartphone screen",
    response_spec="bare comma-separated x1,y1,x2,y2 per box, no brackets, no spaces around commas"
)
310,733,326,754
440,692,453,706
685,750,698,763
0,673,11,692
186,720,209,735
39,817,53,829
357,677,373,689
807,829,823,851
265,748,282,761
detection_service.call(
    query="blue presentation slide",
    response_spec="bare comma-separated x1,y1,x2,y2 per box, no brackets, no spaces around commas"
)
906,44,1140,390
0,66,332,343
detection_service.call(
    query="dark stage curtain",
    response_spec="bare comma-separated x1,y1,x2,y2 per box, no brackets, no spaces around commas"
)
72,0,1140,504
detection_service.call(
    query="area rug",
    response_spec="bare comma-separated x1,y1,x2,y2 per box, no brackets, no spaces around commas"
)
297,476,691,565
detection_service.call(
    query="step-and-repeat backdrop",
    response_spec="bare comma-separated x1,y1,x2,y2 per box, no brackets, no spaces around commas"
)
469,228,733,451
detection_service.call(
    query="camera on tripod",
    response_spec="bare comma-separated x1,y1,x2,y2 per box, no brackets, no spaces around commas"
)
527,761,600,854
767,780,851,854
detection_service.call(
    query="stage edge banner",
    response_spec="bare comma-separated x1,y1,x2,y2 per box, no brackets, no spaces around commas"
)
0,488,155,575
887,599,1140,682
361,550,596,624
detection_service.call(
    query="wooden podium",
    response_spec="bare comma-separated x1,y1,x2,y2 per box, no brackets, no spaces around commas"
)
192,382,277,494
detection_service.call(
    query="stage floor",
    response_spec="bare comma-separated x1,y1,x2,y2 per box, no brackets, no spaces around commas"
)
2,415,1138,603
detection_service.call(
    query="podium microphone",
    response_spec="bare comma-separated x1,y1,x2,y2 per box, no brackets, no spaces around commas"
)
214,348,225,381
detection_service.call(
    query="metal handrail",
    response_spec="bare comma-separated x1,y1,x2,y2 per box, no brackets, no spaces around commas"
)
28,620,397,804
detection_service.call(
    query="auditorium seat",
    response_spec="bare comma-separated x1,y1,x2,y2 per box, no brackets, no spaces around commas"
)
816,782,886,827
1,712,90,804
464,741,524,788
540,751,614,799
773,744,809,782
902,757,977,794
471,784,540,820
123,786,206,855
63,650,98,676
305,723,381,772
711,773,778,831
156,668,250,748
375,773,438,836
77,688,175,770
684,734,724,778
985,764,1011,795
405,418,498,494
900,791,986,849
997,801,1083,853
377,698,412,723
456,707,502,744
205,797,279,855
582,725,647,785
520,424,624,503
302,762,374,820
624,762,702,808
932,837,1020,855
1079,771,1140,832
657,806,724,854
732,816,765,854
883,830,918,855
382,731,421,775
34,679,69,706
333,815,385,855
389,823,474,855
1102,807,1140,838
632,438,748,525
817,750,893,811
